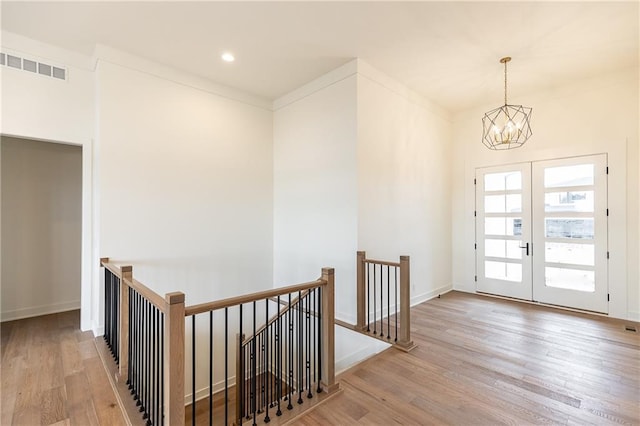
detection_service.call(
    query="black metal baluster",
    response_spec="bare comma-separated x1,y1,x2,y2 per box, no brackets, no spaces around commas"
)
245,343,250,420
252,301,257,425
148,304,155,426
209,310,213,426
145,300,151,420
287,293,293,410
306,293,312,399
373,264,377,334
264,299,270,423
129,289,140,400
395,267,398,342
312,289,316,389
239,304,244,420
366,264,371,332
380,264,384,337
104,269,108,346
139,298,145,413
316,287,322,393
147,301,152,421
276,295,282,416
159,312,164,424
155,307,160,426
224,307,229,426
387,265,391,339
258,332,262,414
297,291,303,405
191,315,196,426
127,287,133,390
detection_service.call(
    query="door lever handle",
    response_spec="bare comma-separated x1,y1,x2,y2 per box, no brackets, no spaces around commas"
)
519,242,530,256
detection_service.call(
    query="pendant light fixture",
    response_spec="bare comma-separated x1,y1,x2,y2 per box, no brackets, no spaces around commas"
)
482,57,532,150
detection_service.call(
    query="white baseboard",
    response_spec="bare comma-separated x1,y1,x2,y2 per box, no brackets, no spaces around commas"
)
186,375,238,406
628,310,640,322
1,300,80,322
411,283,453,307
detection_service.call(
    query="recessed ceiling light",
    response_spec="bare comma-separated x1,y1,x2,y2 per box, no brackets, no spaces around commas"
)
221,52,235,63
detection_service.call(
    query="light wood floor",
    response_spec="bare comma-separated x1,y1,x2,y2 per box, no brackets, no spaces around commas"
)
1,310,126,426
299,291,640,425
3,293,639,425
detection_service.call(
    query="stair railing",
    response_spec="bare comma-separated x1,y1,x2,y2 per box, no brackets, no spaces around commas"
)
184,268,337,425
100,258,337,426
356,251,415,351
100,257,185,426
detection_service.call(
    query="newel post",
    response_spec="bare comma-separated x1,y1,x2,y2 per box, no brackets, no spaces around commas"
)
118,265,132,380
164,292,185,426
356,251,366,330
397,256,415,351
320,267,338,393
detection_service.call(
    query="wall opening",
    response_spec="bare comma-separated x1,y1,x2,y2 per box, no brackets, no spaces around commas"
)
1,136,82,321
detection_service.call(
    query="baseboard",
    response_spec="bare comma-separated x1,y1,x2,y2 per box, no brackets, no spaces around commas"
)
0,300,80,322
411,284,453,307
628,310,640,322
186,375,238,406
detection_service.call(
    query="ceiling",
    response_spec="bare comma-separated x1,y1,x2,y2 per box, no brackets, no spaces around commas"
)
2,1,638,112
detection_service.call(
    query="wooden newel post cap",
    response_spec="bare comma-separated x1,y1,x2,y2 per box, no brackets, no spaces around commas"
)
165,292,185,304
321,267,335,276
100,257,109,266
121,265,133,274
400,255,410,261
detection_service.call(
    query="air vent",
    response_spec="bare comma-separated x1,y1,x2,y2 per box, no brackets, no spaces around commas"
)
0,51,67,81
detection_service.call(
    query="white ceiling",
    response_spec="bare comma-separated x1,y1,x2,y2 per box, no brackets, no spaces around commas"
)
2,1,638,112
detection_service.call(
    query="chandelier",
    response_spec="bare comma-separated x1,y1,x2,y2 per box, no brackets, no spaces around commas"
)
482,57,532,150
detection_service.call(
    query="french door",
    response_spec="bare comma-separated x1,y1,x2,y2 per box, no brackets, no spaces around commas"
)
476,154,608,313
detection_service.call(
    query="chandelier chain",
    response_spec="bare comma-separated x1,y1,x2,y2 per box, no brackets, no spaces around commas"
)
504,59,508,105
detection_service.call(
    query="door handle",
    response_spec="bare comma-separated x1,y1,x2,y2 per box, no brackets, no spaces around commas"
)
519,242,530,256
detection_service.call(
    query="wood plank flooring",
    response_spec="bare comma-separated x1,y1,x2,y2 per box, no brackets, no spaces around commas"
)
1,310,127,426
2,293,639,425
299,291,640,425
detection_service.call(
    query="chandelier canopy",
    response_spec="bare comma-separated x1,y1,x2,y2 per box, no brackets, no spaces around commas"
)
482,57,532,150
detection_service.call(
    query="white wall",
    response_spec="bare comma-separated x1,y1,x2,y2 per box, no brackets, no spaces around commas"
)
357,62,453,307
0,31,95,329
273,62,358,319
273,60,453,322
451,67,639,320
95,57,275,400
1,137,82,321
96,59,274,308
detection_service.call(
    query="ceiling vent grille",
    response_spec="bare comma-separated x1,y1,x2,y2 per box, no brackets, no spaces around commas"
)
0,51,67,81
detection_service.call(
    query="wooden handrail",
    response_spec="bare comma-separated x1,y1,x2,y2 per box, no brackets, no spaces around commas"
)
184,278,326,316
100,257,123,277
363,258,401,267
242,288,315,346
100,258,167,311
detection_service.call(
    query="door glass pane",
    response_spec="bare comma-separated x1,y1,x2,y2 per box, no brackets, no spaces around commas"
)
485,261,522,282
485,217,522,236
485,194,522,213
545,242,594,266
484,172,522,191
545,267,595,292
544,164,594,188
545,191,594,212
485,239,522,259
545,218,594,239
